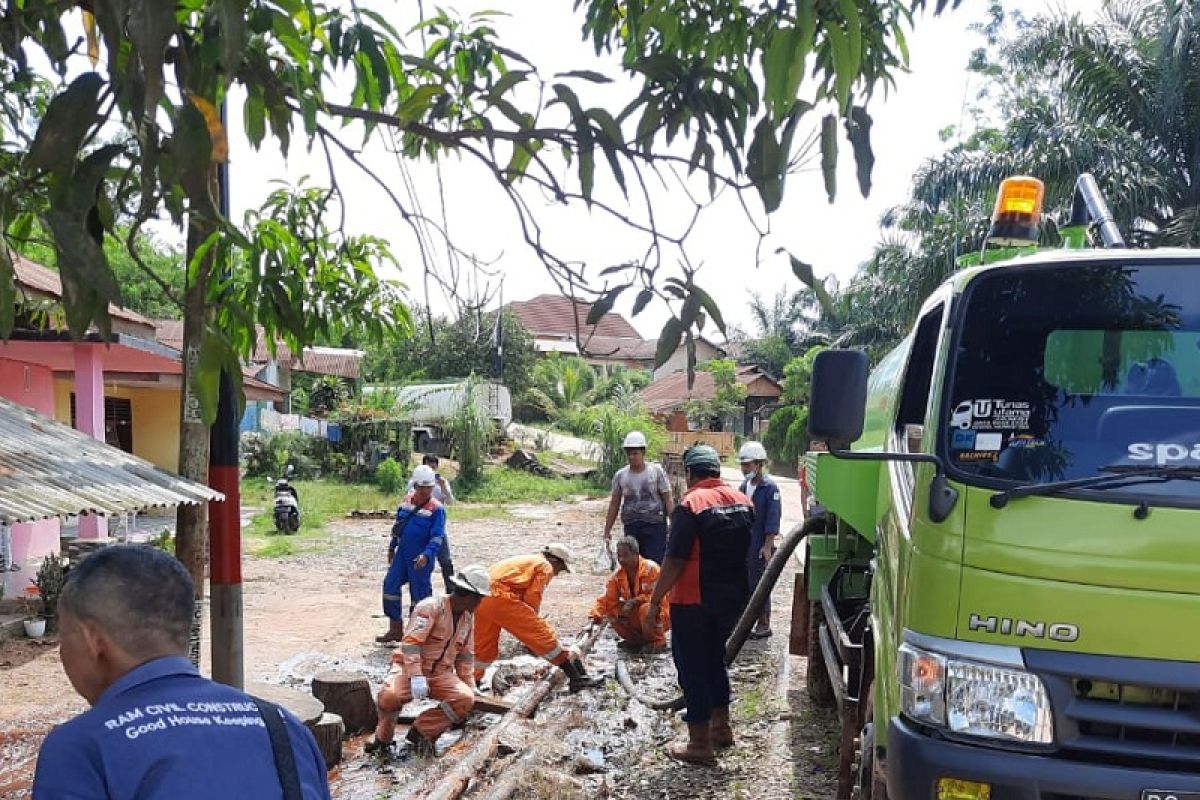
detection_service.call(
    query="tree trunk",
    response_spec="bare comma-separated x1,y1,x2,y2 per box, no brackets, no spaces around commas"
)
176,220,215,666
310,670,378,735
307,712,345,769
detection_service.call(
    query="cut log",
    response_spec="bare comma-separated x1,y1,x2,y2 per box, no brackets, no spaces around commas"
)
307,712,344,769
472,694,515,715
310,670,378,735
248,682,325,725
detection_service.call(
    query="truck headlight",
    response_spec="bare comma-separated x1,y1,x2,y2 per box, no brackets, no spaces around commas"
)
899,643,1053,745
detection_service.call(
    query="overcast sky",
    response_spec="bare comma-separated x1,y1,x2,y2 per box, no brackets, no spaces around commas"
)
222,0,1104,340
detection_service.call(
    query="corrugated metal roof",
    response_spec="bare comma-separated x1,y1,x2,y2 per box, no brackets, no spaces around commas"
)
0,396,222,524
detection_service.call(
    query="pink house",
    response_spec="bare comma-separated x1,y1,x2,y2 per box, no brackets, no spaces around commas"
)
0,255,277,598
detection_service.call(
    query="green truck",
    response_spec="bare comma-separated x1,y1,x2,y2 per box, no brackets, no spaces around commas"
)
796,175,1200,799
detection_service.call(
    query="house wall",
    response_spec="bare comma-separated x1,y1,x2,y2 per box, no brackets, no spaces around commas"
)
0,359,61,600
54,381,180,471
653,340,722,380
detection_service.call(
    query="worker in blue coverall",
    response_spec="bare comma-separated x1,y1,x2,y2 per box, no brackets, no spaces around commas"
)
737,441,782,639
376,464,446,644
34,546,330,799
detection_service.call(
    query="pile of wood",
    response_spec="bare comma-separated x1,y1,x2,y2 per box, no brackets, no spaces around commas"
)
346,509,393,519
505,449,596,480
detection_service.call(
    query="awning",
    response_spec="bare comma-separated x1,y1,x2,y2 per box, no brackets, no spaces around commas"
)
0,396,222,524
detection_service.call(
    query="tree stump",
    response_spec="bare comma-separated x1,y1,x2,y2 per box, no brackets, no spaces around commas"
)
311,670,377,735
307,712,345,769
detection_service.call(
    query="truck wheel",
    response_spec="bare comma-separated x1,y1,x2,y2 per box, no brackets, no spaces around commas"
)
851,688,887,800
804,547,836,708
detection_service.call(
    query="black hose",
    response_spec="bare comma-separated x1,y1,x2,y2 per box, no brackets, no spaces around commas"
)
615,516,819,710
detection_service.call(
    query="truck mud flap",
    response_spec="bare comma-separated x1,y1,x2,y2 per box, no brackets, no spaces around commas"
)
790,572,810,657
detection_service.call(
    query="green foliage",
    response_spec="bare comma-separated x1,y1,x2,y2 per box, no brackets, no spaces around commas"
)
686,358,747,430
375,458,407,494
32,553,67,620
763,346,826,467
455,467,605,504
554,403,667,484
241,432,323,479
532,355,597,410
364,309,537,397
306,375,350,417
446,377,489,491
241,477,398,539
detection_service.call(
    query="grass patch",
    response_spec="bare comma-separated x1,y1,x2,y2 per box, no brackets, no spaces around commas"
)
450,504,514,522
457,466,606,504
243,477,399,557
254,537,298,558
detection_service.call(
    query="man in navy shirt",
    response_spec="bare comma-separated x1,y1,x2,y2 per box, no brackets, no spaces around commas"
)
33,545,330,800
737,440,783,639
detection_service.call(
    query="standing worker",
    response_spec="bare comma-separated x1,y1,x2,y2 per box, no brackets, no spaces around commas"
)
645,445,753,765
368,565,491,756
377,465,446,644
603,431,675,564
589,536,670,652
737,441,782,639
34,546,330,798
473,545,604,692
406,454,457,587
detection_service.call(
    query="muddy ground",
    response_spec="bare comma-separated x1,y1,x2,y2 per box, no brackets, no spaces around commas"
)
0,487,838,799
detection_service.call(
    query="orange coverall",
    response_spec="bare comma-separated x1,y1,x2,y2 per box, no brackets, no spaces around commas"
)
376,595,476,742
589,556,670,647
473,554,568,681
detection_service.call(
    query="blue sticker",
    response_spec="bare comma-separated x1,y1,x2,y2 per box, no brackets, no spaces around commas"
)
951,430,976,450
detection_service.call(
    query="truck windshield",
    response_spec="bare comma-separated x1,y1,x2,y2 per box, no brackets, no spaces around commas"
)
945,261,1200,503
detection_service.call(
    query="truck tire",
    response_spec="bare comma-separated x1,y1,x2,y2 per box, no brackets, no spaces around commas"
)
851,687,888,800
804,545,836,708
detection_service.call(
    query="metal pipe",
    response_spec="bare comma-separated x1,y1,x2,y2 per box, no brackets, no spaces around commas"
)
1070,173,1126,248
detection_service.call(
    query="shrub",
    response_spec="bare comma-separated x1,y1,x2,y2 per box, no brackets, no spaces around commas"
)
376,458,407,494
241,432,321,479
447,377,489,491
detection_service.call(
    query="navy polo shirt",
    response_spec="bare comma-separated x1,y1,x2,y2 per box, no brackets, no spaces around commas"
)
33,656,330,799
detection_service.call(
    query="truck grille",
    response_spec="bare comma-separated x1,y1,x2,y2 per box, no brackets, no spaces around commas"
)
1026,650,1200,770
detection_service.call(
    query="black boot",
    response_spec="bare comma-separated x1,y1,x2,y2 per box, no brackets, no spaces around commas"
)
405,726,437,757
559,658,604,693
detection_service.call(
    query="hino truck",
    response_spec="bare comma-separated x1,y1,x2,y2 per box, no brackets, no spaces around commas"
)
796,175,1200,799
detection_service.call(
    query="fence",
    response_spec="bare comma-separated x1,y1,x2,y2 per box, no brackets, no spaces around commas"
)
661,430,736,458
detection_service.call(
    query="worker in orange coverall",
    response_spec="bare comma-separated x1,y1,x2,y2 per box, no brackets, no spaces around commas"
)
367,564,491,756
473,544,604,693
589,536,669,653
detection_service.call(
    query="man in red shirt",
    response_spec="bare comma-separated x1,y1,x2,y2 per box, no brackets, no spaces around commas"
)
645,445,753,765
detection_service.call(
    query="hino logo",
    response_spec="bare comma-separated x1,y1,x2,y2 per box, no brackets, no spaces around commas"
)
968,614,1080,642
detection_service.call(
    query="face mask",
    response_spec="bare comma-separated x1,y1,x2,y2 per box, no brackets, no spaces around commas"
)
742,466,758,479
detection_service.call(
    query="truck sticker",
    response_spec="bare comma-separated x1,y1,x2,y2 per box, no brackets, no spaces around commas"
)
951,430,976,450
975,432,1004,451
952,399,1032,431
1128,442,1200,464
957,450,1000,463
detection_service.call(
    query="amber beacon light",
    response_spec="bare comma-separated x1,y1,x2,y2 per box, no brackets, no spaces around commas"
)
985,176,1044,247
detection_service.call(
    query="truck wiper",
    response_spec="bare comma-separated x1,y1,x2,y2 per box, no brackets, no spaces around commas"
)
989,465,1200,508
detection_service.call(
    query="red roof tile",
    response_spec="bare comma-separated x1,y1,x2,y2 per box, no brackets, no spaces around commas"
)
639,366,780,413
13,254,156,331
508,294,643,340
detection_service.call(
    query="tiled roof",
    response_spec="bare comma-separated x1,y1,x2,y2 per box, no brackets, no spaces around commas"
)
639,366,781,413
13,254,157,332
0,396,221,524
507,294,643,340
154,322,361,379
580,335,657,361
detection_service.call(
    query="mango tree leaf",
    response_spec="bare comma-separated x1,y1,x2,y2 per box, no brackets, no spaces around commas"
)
82,10,100,66
632,288,653,316
586,286,626,324
679,291,701,329
691,285,726,335
489,69,529,99
218,0,248,84
399,85,445,123
127,0,177,121
26,73,104,174
838,0,863,81
820,113,838,203
174,101,215,213
845,105,874,198
826,24,852,113
243,90,267,147
188,94,229,163
654,317,683,369
555,69,613,83
747,117,784,213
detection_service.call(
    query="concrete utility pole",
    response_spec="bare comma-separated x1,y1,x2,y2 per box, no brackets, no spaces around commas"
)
208,100,244,689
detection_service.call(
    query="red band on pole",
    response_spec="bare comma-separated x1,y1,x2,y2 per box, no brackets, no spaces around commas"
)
209,464,241,585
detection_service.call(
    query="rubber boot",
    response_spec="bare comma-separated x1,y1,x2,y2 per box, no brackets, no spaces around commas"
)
711,705,734,749
405,726,437,757
365,713,398,753
559,658,604,693
667,721,717,765
375,618,404,644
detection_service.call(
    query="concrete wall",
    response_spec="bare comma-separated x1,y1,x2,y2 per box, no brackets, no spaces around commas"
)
54,381,181,471
653,340,723,380
0,357,55,416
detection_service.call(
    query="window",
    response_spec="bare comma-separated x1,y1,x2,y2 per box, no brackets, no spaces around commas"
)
895,303,945,454
70,395,134,454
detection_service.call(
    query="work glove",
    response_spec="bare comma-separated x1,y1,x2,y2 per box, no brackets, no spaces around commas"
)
410,675,429,700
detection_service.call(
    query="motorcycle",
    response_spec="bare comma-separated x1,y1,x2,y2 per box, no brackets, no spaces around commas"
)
271,467,301,534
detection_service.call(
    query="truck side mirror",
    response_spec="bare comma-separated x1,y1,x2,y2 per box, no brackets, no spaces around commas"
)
808,350,869,448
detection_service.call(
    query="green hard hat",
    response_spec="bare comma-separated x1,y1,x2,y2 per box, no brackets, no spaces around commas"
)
683,444,721,471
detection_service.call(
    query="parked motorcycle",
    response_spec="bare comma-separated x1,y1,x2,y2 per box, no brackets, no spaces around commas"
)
271,467,301,534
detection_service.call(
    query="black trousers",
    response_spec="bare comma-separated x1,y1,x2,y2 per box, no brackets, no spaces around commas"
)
670,602,741,723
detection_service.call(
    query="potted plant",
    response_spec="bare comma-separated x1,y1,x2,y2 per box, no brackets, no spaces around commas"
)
21,586,45,638
31,554,67,634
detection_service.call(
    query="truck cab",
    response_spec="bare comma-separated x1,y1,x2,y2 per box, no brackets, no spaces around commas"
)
800,177,1200,799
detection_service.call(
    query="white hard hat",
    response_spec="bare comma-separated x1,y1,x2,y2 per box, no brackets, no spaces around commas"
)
739,441,768,462
542,542,574,572
411,464,437,487
448,564,491,596
622,430,648,449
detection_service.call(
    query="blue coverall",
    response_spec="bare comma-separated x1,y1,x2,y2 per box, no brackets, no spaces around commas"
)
383,495,446,620
739,473,783,624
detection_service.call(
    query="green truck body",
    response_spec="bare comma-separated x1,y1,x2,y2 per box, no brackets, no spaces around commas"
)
801,247,1200,799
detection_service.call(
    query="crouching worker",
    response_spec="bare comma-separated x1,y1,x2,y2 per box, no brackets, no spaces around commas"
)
369,565,491,756
474,544,604,692
589,536,669,653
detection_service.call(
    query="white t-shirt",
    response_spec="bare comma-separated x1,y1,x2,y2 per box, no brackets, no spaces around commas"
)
612,463,670,524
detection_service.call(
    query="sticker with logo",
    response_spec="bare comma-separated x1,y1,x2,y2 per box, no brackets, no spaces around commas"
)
1127,442,1200,464
951,430,976,450
951,399,1032,431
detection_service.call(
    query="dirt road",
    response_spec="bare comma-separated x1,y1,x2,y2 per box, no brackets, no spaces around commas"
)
0,479,837,799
